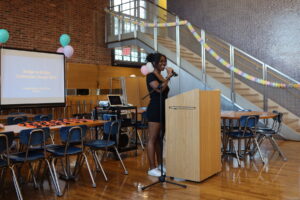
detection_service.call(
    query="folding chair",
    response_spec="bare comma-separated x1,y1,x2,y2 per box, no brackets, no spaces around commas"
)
84,120,128,181
0,132,23,200
47,125,96,196
257,112,287,161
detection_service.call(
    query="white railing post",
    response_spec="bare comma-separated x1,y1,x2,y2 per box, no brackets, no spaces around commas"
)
176,16,180,67
176,16,181,92
153,16,158,51
230,45,236,103
133,0,137,38
201,29,206,86
263,64,268,112
118,5,122,41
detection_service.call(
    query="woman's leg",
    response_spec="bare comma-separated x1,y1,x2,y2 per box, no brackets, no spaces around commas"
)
147,122,161,169
155,133,162,166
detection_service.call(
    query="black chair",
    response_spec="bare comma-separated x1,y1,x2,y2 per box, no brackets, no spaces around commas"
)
33,114,52,121
47,125,96,194
84,120,128,181
226,115,265,166
135,111,148,150
0,132,23,200
7,116,28,125
8,128,59,196
256,112,287,161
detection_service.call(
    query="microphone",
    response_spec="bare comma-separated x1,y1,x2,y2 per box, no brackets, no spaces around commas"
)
165,67,178,77
172,71,178,77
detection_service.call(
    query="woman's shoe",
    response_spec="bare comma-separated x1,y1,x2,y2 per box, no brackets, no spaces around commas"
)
157,164,166,174
147,168,161,177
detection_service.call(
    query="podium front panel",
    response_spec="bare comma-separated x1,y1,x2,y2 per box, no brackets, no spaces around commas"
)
165,89,221,182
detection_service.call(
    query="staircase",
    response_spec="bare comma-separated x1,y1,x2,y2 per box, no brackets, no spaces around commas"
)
104,1,300,140
156,36,300,135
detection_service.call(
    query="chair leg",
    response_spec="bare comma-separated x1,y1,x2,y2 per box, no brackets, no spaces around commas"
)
82,153,96,188
251,135,265,157
93,151,108,181
0,167,6,189
232,141,241,166
40,161,48,186
45,159,62,196
137,130,144,150
49,131,55,144
35,160,43,180
59,158,68,177
10,166,23,200
113,146,128,175
90,150,100,171
0,168,7,196
65,156,71,178
29,162,38,189
72,154,83,178
51,158,62,196
269,136,288,161
254,138,265,164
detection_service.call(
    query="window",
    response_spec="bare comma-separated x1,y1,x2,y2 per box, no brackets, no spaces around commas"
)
113,46,147,65
111,0,146,35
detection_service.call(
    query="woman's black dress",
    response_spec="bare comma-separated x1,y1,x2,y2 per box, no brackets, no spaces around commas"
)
146,73,169,123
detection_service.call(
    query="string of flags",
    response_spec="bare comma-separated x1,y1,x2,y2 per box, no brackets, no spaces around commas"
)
105,8,300,88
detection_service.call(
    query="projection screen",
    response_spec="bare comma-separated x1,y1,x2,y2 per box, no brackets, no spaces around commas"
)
0,48,65,108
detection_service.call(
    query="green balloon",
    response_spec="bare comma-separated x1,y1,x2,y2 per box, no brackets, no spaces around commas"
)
0,29,9,43
59,34,71,47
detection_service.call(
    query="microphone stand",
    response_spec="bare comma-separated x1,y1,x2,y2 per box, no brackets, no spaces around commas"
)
141,73,187,190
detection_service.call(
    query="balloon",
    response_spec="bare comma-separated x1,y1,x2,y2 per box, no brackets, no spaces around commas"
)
141,65,148,75
59,34,70,47
56,47,64,53
0,29,9,43
146,62,154,73
63,45,74,58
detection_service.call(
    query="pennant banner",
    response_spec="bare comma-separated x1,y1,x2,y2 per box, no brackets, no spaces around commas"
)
105,9,300,88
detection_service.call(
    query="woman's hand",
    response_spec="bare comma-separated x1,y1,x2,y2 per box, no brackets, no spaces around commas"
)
166,67,174,77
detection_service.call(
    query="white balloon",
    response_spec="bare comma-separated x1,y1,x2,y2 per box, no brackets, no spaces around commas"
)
146,62,154,73
63,45,74,58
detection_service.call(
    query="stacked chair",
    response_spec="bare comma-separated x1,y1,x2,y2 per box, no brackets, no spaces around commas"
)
135,111,148,150
7,116,28,125
84,120,128,181
256,111,287,161
33,114,52,121
226,115,265,166
47,125,96,196
0,131,23,200
8,128,59,196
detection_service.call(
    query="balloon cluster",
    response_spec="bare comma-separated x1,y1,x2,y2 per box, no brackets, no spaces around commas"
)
57,34,74,58
140,62,154,75
0,29,10,44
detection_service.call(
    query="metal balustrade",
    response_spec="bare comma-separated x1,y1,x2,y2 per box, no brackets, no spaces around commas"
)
106,0,300,139
105,0,300,122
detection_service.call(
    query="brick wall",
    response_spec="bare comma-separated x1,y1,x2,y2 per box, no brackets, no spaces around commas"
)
0,0,111,65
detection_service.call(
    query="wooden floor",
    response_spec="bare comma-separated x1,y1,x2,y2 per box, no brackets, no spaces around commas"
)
2,139,300,200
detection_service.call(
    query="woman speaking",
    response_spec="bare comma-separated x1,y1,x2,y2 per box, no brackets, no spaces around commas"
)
145,53,174,177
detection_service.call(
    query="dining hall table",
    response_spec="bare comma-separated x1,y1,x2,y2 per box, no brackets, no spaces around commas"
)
0,119,106,134
221,111,277,120
220,111,278,159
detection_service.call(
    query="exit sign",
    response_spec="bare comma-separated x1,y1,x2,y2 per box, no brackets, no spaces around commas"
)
122,47,131,56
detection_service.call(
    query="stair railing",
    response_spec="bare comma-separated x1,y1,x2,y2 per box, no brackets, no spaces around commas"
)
105,0,300,118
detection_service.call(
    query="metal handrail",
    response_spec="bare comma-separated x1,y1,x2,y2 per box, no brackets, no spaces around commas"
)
109,1,299,85
106,0,300,117
106,7,168,25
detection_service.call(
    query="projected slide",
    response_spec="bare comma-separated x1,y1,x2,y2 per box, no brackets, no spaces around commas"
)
1,48,65,106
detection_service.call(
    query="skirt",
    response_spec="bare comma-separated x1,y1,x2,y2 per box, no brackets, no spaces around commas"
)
147,101,165,124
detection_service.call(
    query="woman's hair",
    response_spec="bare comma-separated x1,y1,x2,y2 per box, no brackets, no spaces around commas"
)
146,53,166,69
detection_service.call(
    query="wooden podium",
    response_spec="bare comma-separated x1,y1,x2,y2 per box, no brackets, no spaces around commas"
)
165,89,221,182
